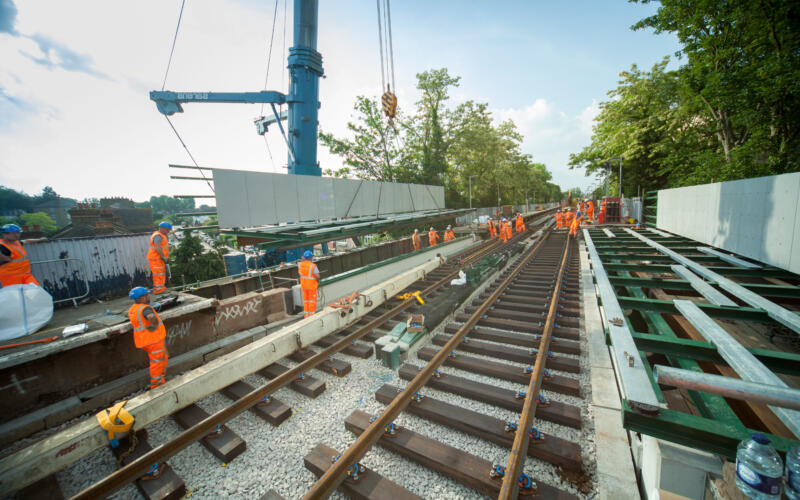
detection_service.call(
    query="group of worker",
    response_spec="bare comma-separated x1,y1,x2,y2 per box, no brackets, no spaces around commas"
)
554,198,609,237
410,224,457,252
486,213,526,242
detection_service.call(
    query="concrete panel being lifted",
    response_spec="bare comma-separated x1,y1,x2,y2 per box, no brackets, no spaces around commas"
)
657,172,800,275
214,169,446,228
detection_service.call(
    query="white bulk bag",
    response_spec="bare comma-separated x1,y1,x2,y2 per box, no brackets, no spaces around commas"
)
0,284,54,341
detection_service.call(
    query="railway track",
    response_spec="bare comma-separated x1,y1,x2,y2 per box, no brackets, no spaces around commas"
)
303,230,586,499
34,212,590,498
46,216,582,499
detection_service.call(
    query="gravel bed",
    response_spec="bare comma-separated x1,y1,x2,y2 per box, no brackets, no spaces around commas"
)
55,233,597,499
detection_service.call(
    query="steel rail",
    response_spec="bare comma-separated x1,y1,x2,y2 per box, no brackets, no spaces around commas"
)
302,230,554,499
498,233,572,499
70,225,539,499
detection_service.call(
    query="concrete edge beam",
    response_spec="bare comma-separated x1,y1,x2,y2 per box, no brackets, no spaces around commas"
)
579,242,640,500
0,250,458,496
0,298,218,371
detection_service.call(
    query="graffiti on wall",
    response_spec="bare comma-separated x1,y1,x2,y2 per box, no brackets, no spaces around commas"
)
214,297,262,328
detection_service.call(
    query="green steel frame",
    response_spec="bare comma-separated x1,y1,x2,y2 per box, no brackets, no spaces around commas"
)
586,227,800,458
221,209,473,250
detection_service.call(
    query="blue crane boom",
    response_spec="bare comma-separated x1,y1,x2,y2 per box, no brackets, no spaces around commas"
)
149,91,287,116
150,0,323,176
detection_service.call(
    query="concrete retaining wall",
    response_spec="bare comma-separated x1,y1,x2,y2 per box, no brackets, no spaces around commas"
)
657,172,800,274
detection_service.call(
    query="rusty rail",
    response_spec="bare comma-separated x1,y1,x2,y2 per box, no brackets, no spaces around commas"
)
497,232,572,498
302,231,554,499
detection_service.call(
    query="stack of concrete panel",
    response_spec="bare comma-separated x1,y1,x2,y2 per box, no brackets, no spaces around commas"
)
657,172,800,275
214,169,445,228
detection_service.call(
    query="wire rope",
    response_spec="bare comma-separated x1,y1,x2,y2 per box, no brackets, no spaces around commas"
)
161,0,187,91
376,0,386,91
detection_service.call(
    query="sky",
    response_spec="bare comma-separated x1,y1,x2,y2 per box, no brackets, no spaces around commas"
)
0,0,680,204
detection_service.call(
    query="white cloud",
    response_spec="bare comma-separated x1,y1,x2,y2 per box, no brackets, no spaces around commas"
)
0,0,603,207
493,98,600,191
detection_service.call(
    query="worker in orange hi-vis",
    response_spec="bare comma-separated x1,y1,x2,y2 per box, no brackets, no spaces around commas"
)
0,224,40,287
586,200,595,222
147,222,172,295
554,211,563,229
412,229,422,251
298,250,320,318
443,225,455,242
127,287,168,389
570,210,583,237
498,218,508,242
579,199,586,215
505,219,514,240
515,213,525,233
428,227,439,247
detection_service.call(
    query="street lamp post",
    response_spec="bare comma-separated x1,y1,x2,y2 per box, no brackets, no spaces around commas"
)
610,156,623,198
469,175,477,210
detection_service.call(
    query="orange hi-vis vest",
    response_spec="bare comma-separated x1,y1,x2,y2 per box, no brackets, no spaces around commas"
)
298,260,319,290
0,241,32,284
412,232,422,250
428,231,439,246
128,303,167,348
147,231,169,260
444,229,455,242
488,220,496,232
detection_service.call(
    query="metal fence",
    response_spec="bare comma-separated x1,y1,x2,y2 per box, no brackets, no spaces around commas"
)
455,203,558,226
26,233,152,303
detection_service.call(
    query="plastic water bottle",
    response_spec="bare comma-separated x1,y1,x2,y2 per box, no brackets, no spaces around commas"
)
786,445,800,500
735,433,783,499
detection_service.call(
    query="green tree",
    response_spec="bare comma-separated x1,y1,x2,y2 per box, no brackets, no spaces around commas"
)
0,186,34,211
319,96,411,181
169,233,225,285
321,68,565,207
18,212,58,234
632,0,800,174
569,59,712,192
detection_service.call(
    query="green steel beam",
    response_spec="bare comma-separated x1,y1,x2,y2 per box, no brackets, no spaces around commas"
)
604,263,796,279
608,276,800,298
602,247,741,423
619,296,772,322
630,332,800,376
597,252,722,264
622,399,799,459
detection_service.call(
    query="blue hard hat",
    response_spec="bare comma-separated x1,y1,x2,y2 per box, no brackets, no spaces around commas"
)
1,224,21,233
576,211,582,217
303,250,313,259
129,286,150,300
158,221,173,230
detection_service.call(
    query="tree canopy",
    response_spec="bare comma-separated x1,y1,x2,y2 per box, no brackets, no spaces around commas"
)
320,68,564,207
571,0,800,193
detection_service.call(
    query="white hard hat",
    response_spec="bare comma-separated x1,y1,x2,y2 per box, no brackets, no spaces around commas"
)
414,229,419,233
447,225,452,229
429,227,434,231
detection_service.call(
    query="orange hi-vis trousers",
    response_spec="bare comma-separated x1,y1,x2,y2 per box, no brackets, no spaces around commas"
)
302,288,318,318
149,258,166,294
142,341,168,389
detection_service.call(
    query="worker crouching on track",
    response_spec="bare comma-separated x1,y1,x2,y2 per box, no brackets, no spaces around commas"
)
0,224,40,287
428,227,439,247
128,287,168,389
298,250,320,318
443,225,455,242
147,222,172,295
412,228,422,251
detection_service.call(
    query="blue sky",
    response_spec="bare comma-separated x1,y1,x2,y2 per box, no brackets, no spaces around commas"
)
0,0,679,202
